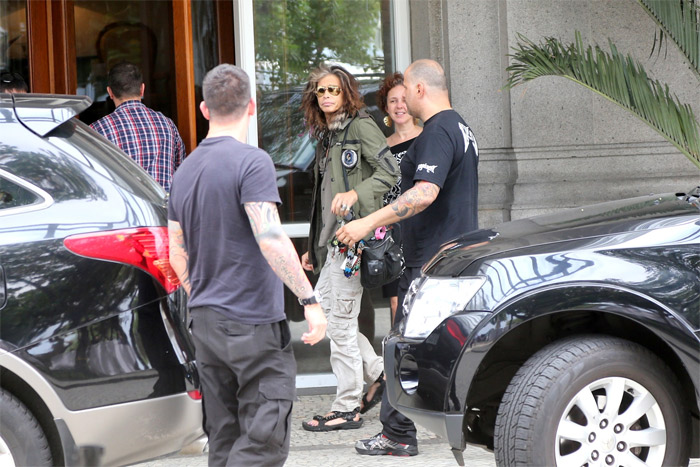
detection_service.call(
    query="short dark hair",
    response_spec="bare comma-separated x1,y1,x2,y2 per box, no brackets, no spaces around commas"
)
107,62,143,99
377,72,404,114
0,71,28,93
202,64,250,119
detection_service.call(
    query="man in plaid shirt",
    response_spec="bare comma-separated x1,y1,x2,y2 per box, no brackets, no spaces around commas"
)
91,62,186,192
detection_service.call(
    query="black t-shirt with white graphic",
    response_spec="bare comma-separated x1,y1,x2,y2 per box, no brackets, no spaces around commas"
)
400,109,479,267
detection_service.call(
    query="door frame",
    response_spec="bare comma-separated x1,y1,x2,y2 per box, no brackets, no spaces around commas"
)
25,0,198,153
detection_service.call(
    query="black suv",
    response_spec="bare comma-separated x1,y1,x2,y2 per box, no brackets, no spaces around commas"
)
0,94,202,466
384,188,700,466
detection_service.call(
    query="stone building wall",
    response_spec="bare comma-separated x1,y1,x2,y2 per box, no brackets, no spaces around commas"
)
410,0,699,228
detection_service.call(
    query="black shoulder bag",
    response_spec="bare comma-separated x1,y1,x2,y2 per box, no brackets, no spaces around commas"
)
338,118,404,289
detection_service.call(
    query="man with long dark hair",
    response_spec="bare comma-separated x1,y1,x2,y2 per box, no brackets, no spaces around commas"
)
299,64,398,431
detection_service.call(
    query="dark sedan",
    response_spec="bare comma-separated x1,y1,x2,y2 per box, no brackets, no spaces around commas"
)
384,188,700,466
0,93,202,466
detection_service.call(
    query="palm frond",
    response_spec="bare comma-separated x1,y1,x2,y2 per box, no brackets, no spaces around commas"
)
637,0,700,79
506,32,700,170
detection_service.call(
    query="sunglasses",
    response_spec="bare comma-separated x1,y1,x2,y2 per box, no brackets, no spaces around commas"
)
316,85,342,97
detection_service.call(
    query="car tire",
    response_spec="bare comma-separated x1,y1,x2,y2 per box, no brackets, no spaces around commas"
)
494,335,690,467
0,389,52,466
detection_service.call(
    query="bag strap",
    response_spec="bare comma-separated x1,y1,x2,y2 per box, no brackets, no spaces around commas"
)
340,116,355,192
339,117,392,237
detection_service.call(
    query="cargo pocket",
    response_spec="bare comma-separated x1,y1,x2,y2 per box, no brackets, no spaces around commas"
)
248,376,295,448
328,298,358,343
335,297,360,320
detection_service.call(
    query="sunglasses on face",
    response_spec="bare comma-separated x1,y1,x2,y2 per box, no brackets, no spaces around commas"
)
316,85,341,97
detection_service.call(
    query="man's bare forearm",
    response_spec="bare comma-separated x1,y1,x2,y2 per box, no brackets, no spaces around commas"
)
391,181,440,218
245,202,315,299
367,181,440,230
168,220,192,296
335,181,441,245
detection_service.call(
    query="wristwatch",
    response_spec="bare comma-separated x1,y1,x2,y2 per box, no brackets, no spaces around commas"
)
298,290,322,306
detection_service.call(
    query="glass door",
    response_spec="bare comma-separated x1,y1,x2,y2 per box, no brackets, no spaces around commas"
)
252,0,395,223
0,1,29,90
71,1,177,127
239,0,404,380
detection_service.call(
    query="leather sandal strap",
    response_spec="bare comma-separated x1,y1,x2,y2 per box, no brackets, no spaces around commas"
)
321,410,356,422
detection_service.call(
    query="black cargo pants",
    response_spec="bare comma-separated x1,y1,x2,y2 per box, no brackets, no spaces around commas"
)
190,307,296,467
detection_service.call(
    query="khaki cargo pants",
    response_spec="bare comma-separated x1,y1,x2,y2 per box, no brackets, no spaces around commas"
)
316,249,384,412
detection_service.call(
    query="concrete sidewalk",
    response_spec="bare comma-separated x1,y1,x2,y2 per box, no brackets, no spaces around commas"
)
136,393,700,467
134,393,497,467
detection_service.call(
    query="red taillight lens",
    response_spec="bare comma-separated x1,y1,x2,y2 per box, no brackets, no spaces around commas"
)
187,389,202,400
64,227,180,294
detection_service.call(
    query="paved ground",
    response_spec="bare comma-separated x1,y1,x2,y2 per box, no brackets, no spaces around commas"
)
134,393,495,467
135,392,700,467
134,303,700,467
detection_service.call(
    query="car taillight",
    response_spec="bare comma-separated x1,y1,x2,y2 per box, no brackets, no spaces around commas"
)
187,389,202,400
64,227,180,293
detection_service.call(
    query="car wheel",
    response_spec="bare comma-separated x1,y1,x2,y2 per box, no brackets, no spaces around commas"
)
494,335,690,467
0,389,52,466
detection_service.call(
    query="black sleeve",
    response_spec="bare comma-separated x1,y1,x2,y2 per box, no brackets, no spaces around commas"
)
410,125,454,189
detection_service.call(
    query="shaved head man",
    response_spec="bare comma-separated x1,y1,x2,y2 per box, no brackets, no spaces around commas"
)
339,59,480,456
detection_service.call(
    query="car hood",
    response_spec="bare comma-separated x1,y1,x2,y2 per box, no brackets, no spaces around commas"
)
425,187,700,276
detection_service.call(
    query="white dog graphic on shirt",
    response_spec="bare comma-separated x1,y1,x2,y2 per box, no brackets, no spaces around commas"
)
417,163,437,173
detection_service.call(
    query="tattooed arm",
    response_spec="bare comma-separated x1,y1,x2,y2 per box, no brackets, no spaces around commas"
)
244,201,327,345
335,181,440,246
168,220,192,296
244,201,315,298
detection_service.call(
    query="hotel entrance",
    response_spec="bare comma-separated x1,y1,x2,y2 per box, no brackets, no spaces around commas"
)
1,0,410,380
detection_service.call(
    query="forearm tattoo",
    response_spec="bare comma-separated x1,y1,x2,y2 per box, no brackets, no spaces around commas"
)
390,182,440,218
245,201,283,239
168,220,191,294
244,202,313,299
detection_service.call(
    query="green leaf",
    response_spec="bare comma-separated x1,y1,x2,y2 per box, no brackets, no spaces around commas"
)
637,0,700,79
505,32,700,170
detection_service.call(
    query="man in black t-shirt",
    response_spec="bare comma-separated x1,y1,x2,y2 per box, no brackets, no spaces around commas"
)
168,64,326,466
337,59,479,456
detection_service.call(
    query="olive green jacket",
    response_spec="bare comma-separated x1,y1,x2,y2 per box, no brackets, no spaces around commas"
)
308,112,399,273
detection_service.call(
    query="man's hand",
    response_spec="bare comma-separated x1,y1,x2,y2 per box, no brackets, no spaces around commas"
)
336,181,441,247
331,190,358,217
301,304,326,345
336,217,373,247
301,251,314,271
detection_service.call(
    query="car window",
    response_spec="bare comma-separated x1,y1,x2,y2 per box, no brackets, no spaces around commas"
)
0,176,40,209
0,169,52,216
46,119,164,206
